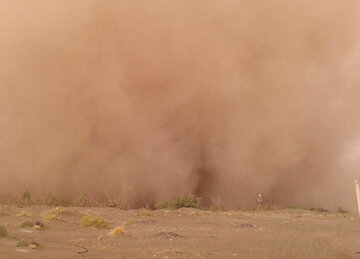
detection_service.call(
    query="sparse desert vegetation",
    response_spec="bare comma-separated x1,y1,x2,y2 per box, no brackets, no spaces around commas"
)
137,209,153,217
15,191,64,207
0,203,358,257
72,193,92,207
41,207,68,221
310,207,329,213
0,191,356,258
337,207,349,214
0,225,8,238
209,204,226,212
16,240,30,247
20,221,34,228
16,211,33,217
109,225,127,237
154,195,202,210
80,214,108,229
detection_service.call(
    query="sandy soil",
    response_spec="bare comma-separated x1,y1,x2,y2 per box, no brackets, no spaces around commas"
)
0,205,359,258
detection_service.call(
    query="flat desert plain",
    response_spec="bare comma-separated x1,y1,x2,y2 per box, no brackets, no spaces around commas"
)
0,206,359,258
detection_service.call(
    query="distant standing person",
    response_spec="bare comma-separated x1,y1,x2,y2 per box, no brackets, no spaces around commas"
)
257,194,262,209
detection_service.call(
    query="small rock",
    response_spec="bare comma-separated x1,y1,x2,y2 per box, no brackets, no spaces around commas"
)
20,230,33,234
237,224,255,228
31,241,40,247
16,248,28,253
28,241,40,249
34,220,44,227
155,231,183,239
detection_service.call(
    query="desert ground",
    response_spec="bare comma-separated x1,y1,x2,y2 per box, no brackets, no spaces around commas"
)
0,205,360,258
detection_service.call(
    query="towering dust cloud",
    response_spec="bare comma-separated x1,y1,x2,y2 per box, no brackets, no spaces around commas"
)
1,1,360,209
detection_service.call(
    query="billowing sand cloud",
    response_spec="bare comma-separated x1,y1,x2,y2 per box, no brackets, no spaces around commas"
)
0,0,360,209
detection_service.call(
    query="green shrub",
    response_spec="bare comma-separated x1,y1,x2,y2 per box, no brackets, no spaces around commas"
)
155,195,202,210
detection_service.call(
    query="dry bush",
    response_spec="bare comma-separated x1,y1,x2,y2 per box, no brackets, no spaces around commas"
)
189,211,209,216
337,207,349,214
137,209,152,217
80,214,108,229
155,195,202,210
16,211,33,217
163,210,172,216
73,193,92,207
15,191,64,207
125,218,135,225
261,201,282,210
20,221,34,228
310,207,329,213
208,195,226,212
15,191,35,207
0,211,9,217
16,241,30,247
209,205,226,212
33,225,42,230
103,184,131,209
39,193,64,206
0,225,8,238
41,207,68,221
109,225,126,237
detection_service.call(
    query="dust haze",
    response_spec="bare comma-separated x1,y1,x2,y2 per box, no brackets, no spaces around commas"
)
1,0,360,210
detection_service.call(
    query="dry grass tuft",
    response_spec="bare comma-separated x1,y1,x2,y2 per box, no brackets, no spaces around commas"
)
155,249,192,257
73,193,92,207
0,211,9,217
40,193,64,206
15,191,64,207
16,191,35,206
109,225,126,237
16,211,33,217
103,184,131,209
137,210,152,217
310,207,329,213
80,214,108,229
0,225,8,238
220,211,236,216
20,221,34,228
164,210,172,216
155,195,202,210
16,241,30,247
41,207,68,222
209,205,226,212
337,207,349,214
125,218,135,225
189,210,209,216
33,225,42,230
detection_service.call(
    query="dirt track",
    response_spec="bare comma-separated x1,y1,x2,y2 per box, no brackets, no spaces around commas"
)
0,206,359,258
